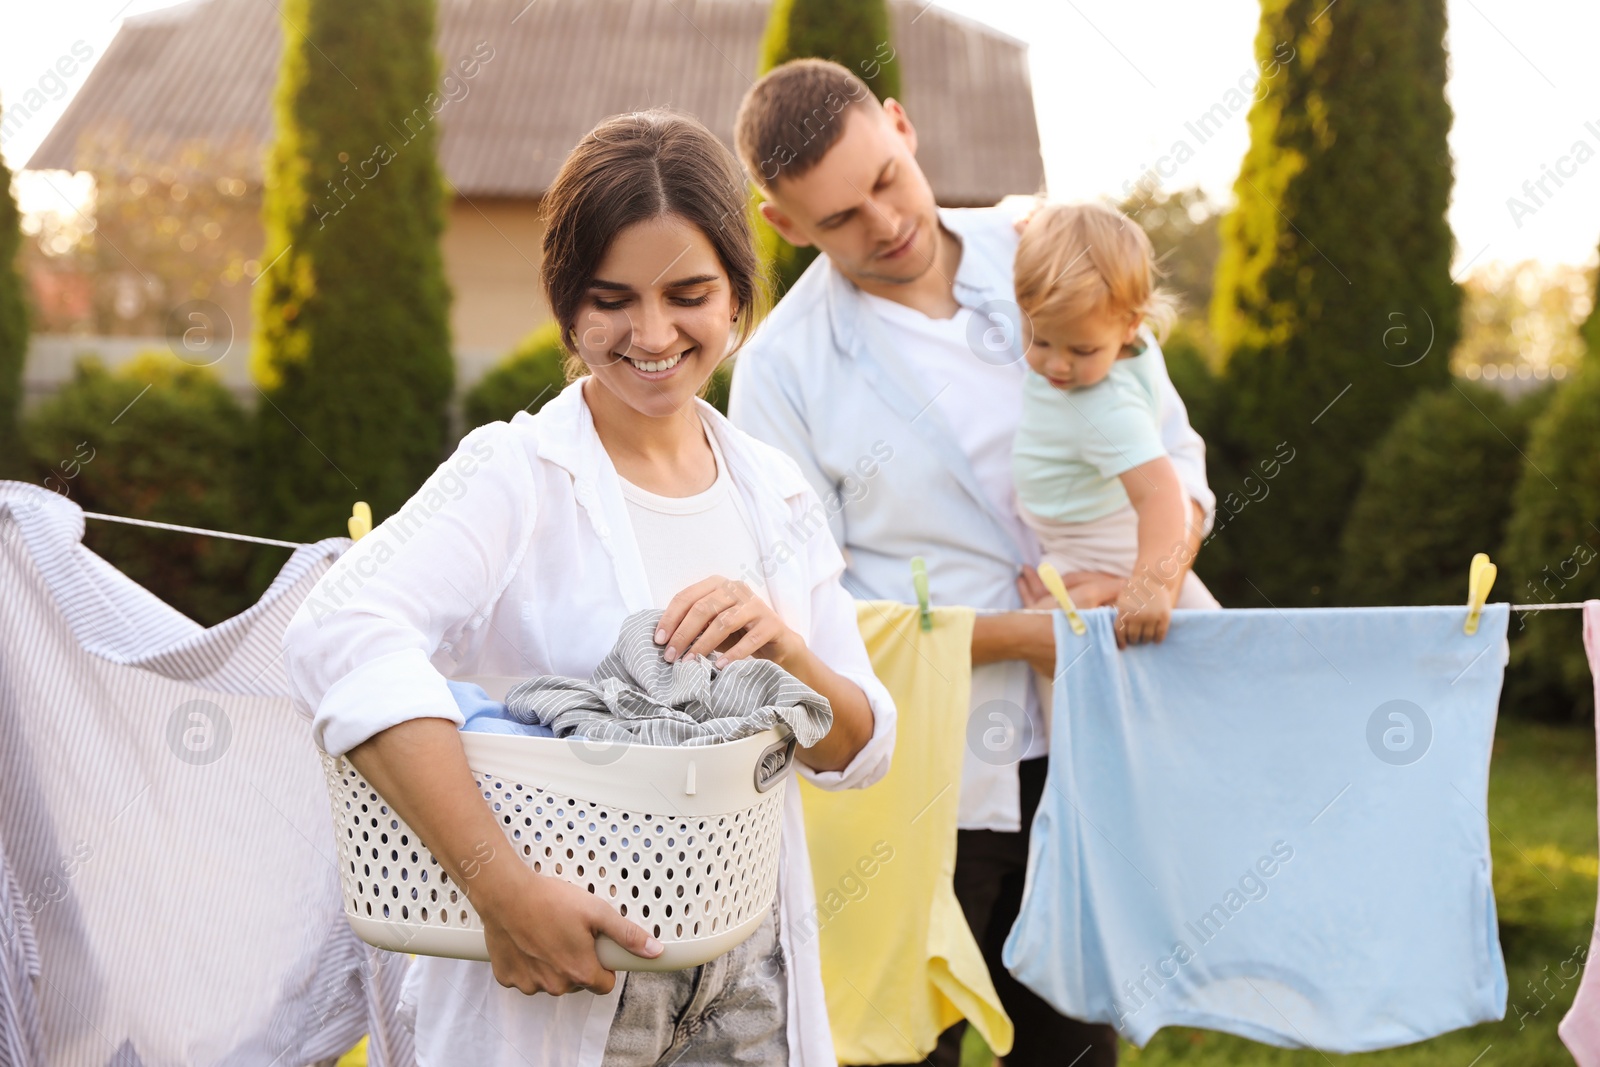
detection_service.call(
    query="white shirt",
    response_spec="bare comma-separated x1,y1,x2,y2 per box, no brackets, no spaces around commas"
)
730,206,1213,831
620,417,773,608
861,293,1049,764
280,379,897,1067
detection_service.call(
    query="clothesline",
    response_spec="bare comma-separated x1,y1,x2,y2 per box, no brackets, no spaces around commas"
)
73,509,1590,612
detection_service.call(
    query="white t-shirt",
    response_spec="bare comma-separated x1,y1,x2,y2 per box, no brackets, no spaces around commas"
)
860,294,1035,554
861,293,1049,763
618,418,774,610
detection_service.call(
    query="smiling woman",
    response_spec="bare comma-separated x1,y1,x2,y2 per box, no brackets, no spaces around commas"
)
539,109,766,418
283,105,896,1067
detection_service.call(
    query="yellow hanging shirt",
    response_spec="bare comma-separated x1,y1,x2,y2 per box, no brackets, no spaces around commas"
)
799,601,1014,1063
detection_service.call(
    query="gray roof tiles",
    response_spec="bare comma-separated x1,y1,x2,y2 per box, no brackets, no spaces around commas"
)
28,0,1043,206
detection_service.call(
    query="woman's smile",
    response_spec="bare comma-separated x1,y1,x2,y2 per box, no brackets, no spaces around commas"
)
620,345,694,378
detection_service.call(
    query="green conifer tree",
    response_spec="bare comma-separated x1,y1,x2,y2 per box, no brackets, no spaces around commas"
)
1208,0,1460,605
757,0,901,295
252,0,454,547
0,103,30,479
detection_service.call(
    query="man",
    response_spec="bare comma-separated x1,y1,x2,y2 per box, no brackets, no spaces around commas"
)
727,59,1216,1067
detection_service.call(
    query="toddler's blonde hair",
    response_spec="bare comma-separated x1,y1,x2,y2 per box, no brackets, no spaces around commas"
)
1013,201,1177,342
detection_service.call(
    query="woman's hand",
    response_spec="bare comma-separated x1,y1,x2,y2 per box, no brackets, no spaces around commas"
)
344,717,662,999
655,576,801,669
476,862,662,997
657,575,875,773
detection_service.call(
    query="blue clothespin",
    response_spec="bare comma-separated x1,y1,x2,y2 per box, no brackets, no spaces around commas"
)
911,556,933,631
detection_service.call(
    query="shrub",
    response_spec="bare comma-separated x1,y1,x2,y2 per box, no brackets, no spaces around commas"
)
19,352,263,625
462,323,570,430
1338,383,1537,609
1502,367,1600,720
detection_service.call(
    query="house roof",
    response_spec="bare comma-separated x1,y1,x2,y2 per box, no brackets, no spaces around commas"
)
27,0,1044,206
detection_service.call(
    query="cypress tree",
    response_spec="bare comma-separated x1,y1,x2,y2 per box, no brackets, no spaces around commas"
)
0,103,30,480
1207,0,1460,605
757,0,901,295
252,0,454,548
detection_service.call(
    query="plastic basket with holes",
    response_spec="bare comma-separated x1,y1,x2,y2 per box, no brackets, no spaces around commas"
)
320,679,798,972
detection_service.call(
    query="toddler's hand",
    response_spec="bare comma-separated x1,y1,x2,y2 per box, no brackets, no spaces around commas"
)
1114,583,1173,649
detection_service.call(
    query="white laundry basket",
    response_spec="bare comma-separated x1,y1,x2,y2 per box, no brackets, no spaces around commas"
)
320,676,797,972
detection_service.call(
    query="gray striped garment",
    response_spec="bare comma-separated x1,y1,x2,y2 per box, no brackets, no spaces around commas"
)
503,609,834,748
0,836,43,1067
0,481,414,1067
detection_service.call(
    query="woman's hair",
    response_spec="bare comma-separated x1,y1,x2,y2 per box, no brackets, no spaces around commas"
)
540,109,767,378
1013,201,1177,342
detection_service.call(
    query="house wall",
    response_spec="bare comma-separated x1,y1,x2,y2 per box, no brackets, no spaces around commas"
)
441,196,550,368
22,195,552,412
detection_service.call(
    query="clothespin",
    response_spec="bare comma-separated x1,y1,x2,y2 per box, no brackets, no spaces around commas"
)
910,556,933,631
348,501,372,542
1465,552,1497,635
1037,563,1088,636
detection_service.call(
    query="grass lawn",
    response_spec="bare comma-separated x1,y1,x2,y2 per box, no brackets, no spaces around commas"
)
335,718,1595,1067
958,716,1598,1067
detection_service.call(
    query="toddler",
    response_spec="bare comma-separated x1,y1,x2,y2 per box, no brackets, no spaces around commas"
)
1011,202,1219,645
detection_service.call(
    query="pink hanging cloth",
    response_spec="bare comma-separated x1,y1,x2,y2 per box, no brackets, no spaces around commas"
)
1560,601,1600,1064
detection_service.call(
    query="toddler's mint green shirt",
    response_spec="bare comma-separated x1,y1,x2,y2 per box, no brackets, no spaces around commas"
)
1012,347,1169,523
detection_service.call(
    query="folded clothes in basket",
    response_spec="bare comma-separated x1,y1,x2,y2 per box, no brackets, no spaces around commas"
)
501,608,833,747
450,679,555,737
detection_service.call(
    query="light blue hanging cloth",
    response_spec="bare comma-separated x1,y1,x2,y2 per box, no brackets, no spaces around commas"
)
1003,604,1510,1052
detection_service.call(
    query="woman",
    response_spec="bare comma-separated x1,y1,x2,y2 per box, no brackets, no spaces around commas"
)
281,111,896,1067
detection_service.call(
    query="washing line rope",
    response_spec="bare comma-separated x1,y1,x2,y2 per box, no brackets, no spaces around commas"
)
80,510,307,550
73,509,1589,612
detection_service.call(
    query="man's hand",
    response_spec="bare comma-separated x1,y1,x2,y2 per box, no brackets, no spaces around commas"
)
1016,566,1053,609
1063,570,1124,609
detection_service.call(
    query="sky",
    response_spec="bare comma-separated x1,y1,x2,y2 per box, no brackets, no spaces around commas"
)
3,0,1598,273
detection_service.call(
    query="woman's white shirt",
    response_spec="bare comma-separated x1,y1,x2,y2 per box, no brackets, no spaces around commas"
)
280,378,897,1067
619,414,773,609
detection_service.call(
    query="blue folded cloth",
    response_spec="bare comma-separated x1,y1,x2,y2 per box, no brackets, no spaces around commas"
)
448,680,554,737
1003,604,1510,1052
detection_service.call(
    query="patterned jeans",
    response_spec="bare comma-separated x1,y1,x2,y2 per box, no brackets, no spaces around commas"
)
601,897,788,1066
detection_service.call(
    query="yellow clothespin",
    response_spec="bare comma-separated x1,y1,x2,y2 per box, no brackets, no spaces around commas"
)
1465,552,1497,635
348,501,372,542
911,556,933,632
1037,563,1088,636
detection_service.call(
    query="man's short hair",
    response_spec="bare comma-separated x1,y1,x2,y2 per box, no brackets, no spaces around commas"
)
734,58,877,191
